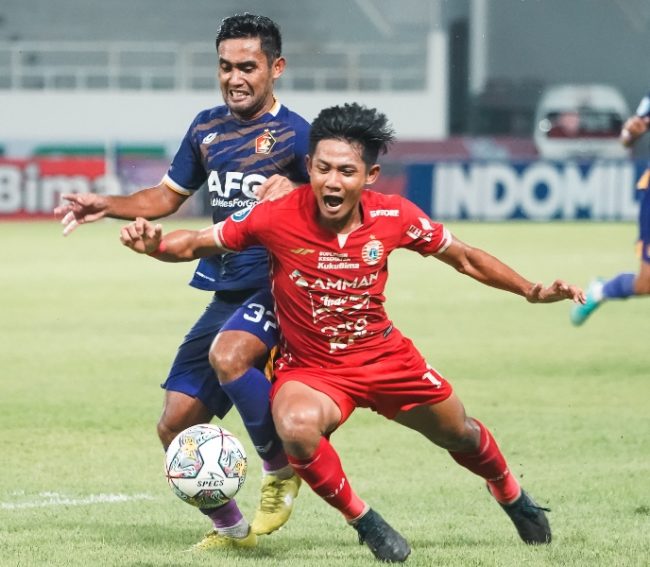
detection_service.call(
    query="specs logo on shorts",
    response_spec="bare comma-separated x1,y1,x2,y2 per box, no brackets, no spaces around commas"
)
255,129,277,154
202,133,217,144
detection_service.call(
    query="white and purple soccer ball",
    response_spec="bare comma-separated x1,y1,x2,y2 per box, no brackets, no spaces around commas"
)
164,423,247,508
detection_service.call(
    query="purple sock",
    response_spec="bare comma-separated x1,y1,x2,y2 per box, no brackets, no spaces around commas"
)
602,272,636,299
200,499,243,529
220,368,286,466
263,450,289,472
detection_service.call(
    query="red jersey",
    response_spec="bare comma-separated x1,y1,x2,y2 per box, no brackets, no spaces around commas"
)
214,186,451,369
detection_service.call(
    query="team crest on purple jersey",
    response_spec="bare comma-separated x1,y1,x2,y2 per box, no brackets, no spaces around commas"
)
255,129,277,154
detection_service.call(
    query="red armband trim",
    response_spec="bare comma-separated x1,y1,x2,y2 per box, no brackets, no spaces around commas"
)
147,240,167,257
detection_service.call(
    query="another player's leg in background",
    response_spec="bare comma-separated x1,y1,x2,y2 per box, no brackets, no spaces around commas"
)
571,262,650,325
272,380,411,563
571,188,650,325
212,295,301,536
394,393,551,545
158,391,256,550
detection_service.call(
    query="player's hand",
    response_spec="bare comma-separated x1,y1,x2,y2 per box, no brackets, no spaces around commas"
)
119,217,163,255
525,280,586,304
621,116,650,147
256,174,297,202
54,193,109,236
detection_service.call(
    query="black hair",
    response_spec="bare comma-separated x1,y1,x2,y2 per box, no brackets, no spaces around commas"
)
309,103,395,167
216,13,282,65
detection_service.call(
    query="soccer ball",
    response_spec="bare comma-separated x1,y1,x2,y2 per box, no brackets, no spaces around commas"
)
164,423,247,509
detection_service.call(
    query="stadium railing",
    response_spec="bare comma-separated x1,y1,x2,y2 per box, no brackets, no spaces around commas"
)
0,41,425,92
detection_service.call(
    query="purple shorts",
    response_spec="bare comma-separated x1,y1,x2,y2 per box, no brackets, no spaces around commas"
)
162,288,278,418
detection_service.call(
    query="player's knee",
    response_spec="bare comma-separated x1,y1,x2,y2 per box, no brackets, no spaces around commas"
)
273,406,319,447
209,343,248,384
210,333,263,384
157,418,177,450
209,345,232,381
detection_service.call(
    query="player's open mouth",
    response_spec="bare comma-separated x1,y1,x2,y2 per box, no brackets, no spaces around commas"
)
229,90,249,101
323,195,344,211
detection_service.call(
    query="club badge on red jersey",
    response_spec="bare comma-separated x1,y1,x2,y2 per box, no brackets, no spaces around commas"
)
255,129,277,154
361,239,384,265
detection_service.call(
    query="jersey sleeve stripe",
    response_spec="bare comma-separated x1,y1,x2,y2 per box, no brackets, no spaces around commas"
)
162,174,192,196
212,221,237,252
435,227,453,254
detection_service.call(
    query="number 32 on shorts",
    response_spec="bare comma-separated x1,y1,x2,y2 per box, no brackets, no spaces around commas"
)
243,301,278,333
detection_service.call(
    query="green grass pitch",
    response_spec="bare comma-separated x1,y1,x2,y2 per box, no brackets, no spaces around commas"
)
1,219,648,566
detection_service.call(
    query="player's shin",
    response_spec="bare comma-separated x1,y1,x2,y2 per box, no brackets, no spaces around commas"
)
220,367,287,469
449,419,552,545
448,418,521,504
602,272,636,299
287,436,366,520
222,367,301,535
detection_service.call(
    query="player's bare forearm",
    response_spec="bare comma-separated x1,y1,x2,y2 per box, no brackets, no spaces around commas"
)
56,183,186,236
446,243,533,296
437,238,585,304
120,218,223,262
105,185,185,220
158,227,223,261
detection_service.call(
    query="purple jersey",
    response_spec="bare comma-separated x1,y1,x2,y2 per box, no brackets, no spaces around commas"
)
163,100,310,291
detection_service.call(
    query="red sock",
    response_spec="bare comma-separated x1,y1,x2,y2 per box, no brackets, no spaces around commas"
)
449,419,521,504
287,437,366,520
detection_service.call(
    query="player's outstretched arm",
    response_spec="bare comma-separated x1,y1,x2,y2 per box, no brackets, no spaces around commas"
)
54,183,187,236
120,217,224,262
436,237,585,304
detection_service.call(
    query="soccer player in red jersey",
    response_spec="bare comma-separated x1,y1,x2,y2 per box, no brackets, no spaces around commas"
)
120,103,585,562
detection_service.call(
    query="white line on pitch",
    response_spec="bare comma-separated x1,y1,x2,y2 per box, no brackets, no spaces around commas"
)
1,492,155,510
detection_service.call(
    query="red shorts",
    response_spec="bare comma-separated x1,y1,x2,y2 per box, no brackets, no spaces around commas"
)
270,332,453,424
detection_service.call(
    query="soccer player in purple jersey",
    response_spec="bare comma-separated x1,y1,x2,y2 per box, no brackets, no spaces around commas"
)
571,90,650,325
54,14,308,549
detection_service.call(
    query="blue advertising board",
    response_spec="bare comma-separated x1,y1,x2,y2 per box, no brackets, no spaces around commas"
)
406,160,646,221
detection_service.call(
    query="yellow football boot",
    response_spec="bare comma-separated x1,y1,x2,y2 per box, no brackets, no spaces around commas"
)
191,527,257,551
250,473,301,535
